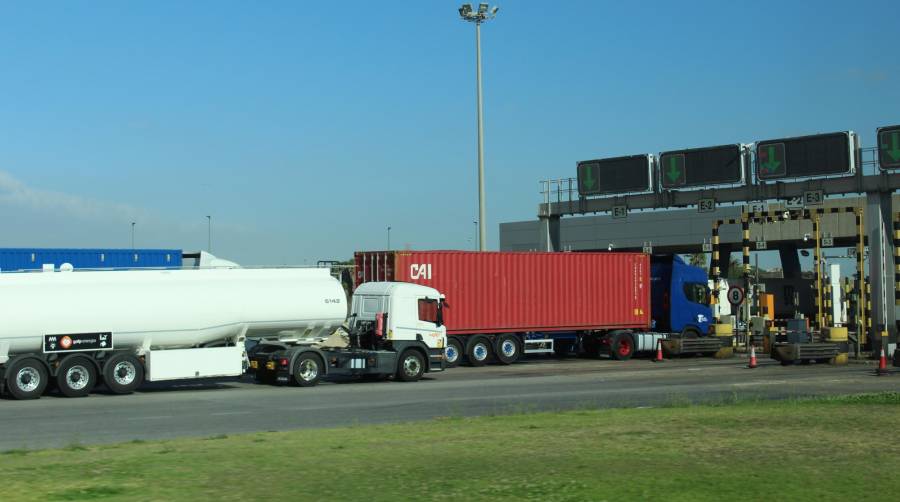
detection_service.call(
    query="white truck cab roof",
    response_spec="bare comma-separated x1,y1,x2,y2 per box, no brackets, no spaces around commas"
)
354,281,443,299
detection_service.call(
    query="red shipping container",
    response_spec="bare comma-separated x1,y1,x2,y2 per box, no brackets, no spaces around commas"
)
354,251,650,335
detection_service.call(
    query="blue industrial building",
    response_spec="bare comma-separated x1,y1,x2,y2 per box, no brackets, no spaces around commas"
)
0,248,183,272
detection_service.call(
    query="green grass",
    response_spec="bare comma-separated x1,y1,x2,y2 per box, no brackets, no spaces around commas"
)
3,393,900,501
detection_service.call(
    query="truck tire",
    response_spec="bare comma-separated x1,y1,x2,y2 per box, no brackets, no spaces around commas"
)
57,356,97,397
609,332,635,361
396,350,425,382
4,358,48,400
495,334,520,365
102,354,144,395
292,353,323,387
444,337,464,368
466,337,492,366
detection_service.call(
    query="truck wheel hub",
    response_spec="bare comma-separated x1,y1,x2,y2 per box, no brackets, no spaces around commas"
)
474,344,488,360
501,341,516,357
445,346,458,363
299,360,318,381
403,357,421,376
114,362,136,385
16,368,39,391
66,366,90,390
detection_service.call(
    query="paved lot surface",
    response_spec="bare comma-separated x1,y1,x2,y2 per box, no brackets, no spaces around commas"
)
0,355,895,450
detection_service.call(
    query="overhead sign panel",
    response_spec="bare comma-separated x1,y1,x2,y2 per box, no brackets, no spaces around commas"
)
756,131,856,181
577,155,653,197
658,144,744,189
878,125,900,170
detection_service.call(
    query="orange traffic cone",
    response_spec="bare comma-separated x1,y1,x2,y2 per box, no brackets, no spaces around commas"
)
876,347,890,376
748,345,758,369
653,339,664,362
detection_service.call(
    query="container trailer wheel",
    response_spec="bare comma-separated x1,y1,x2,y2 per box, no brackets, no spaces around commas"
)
495,335,520,365
57,356,97,398
4,358,49,400
396,350,425,382
102,354,144,395
466,337,492,366
609,332,635,361
444,338,464,368
291,353,323,387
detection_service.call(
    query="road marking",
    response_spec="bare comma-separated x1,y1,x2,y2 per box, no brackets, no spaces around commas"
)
210,411,252,416
126,415,173,421
731,380,787,387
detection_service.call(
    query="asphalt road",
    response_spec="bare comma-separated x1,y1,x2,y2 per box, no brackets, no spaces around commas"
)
1,356,896,450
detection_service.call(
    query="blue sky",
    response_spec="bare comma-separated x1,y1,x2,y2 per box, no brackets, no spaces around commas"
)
0,1,897,265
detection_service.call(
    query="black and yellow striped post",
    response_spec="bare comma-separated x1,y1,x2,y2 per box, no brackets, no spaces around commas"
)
894,213,900,307
854,208,866,346
813,213,824,330
711,220,721,318
741,212,751,337
865,281,873,344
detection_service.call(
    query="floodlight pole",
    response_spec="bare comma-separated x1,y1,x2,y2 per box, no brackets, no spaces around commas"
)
459,4,497,252
474,21,486,251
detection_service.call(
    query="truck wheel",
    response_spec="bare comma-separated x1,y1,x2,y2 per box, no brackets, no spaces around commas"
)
292,353,323,387
5,358,48,400
57,356,97,397
444,338,464,368
495,335,520,365
609,332,635,361
397,350,425,382
103,354,144,395
466,337,492,366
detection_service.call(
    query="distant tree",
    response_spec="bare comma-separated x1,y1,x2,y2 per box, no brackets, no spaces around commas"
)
727,257,743,279
687,253,707,268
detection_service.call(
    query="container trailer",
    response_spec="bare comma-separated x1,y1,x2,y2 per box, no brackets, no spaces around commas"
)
0,266,445,400
355,251,725,366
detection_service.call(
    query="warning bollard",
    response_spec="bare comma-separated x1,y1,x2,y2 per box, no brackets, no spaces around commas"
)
748,345,758,369
876,347,890,376
653,339,664,363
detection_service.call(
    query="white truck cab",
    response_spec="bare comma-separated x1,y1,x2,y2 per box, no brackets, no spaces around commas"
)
351,282,447,351
248,281,447,387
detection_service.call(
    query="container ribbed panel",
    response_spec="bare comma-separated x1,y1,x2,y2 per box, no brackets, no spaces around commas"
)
354,251,650,334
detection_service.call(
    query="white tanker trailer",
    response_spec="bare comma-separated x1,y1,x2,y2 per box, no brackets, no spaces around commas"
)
0,266,447,400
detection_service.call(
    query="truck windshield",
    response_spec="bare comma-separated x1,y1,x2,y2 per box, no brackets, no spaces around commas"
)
683,282,709,305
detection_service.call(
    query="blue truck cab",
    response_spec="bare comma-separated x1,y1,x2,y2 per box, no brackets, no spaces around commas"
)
650,255,712,336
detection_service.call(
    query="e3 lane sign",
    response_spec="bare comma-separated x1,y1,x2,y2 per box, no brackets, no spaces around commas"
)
756,131,856,181
577,155,653,197
658,144,745,189
878,125,900,170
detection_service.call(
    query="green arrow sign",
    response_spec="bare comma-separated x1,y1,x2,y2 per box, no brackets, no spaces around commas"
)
757,143,786,179
881,130,900,165
660,154,686,187
582,164,597,190
666,158,681,182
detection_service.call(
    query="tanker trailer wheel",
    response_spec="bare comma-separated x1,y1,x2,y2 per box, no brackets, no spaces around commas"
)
57,356,97,398
103,354,144,395
396,350,425,382
444,338,464,368
495,335,521,365
291,353,323,387
609,332,635,361
466,337,492,367
5,358,49,400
